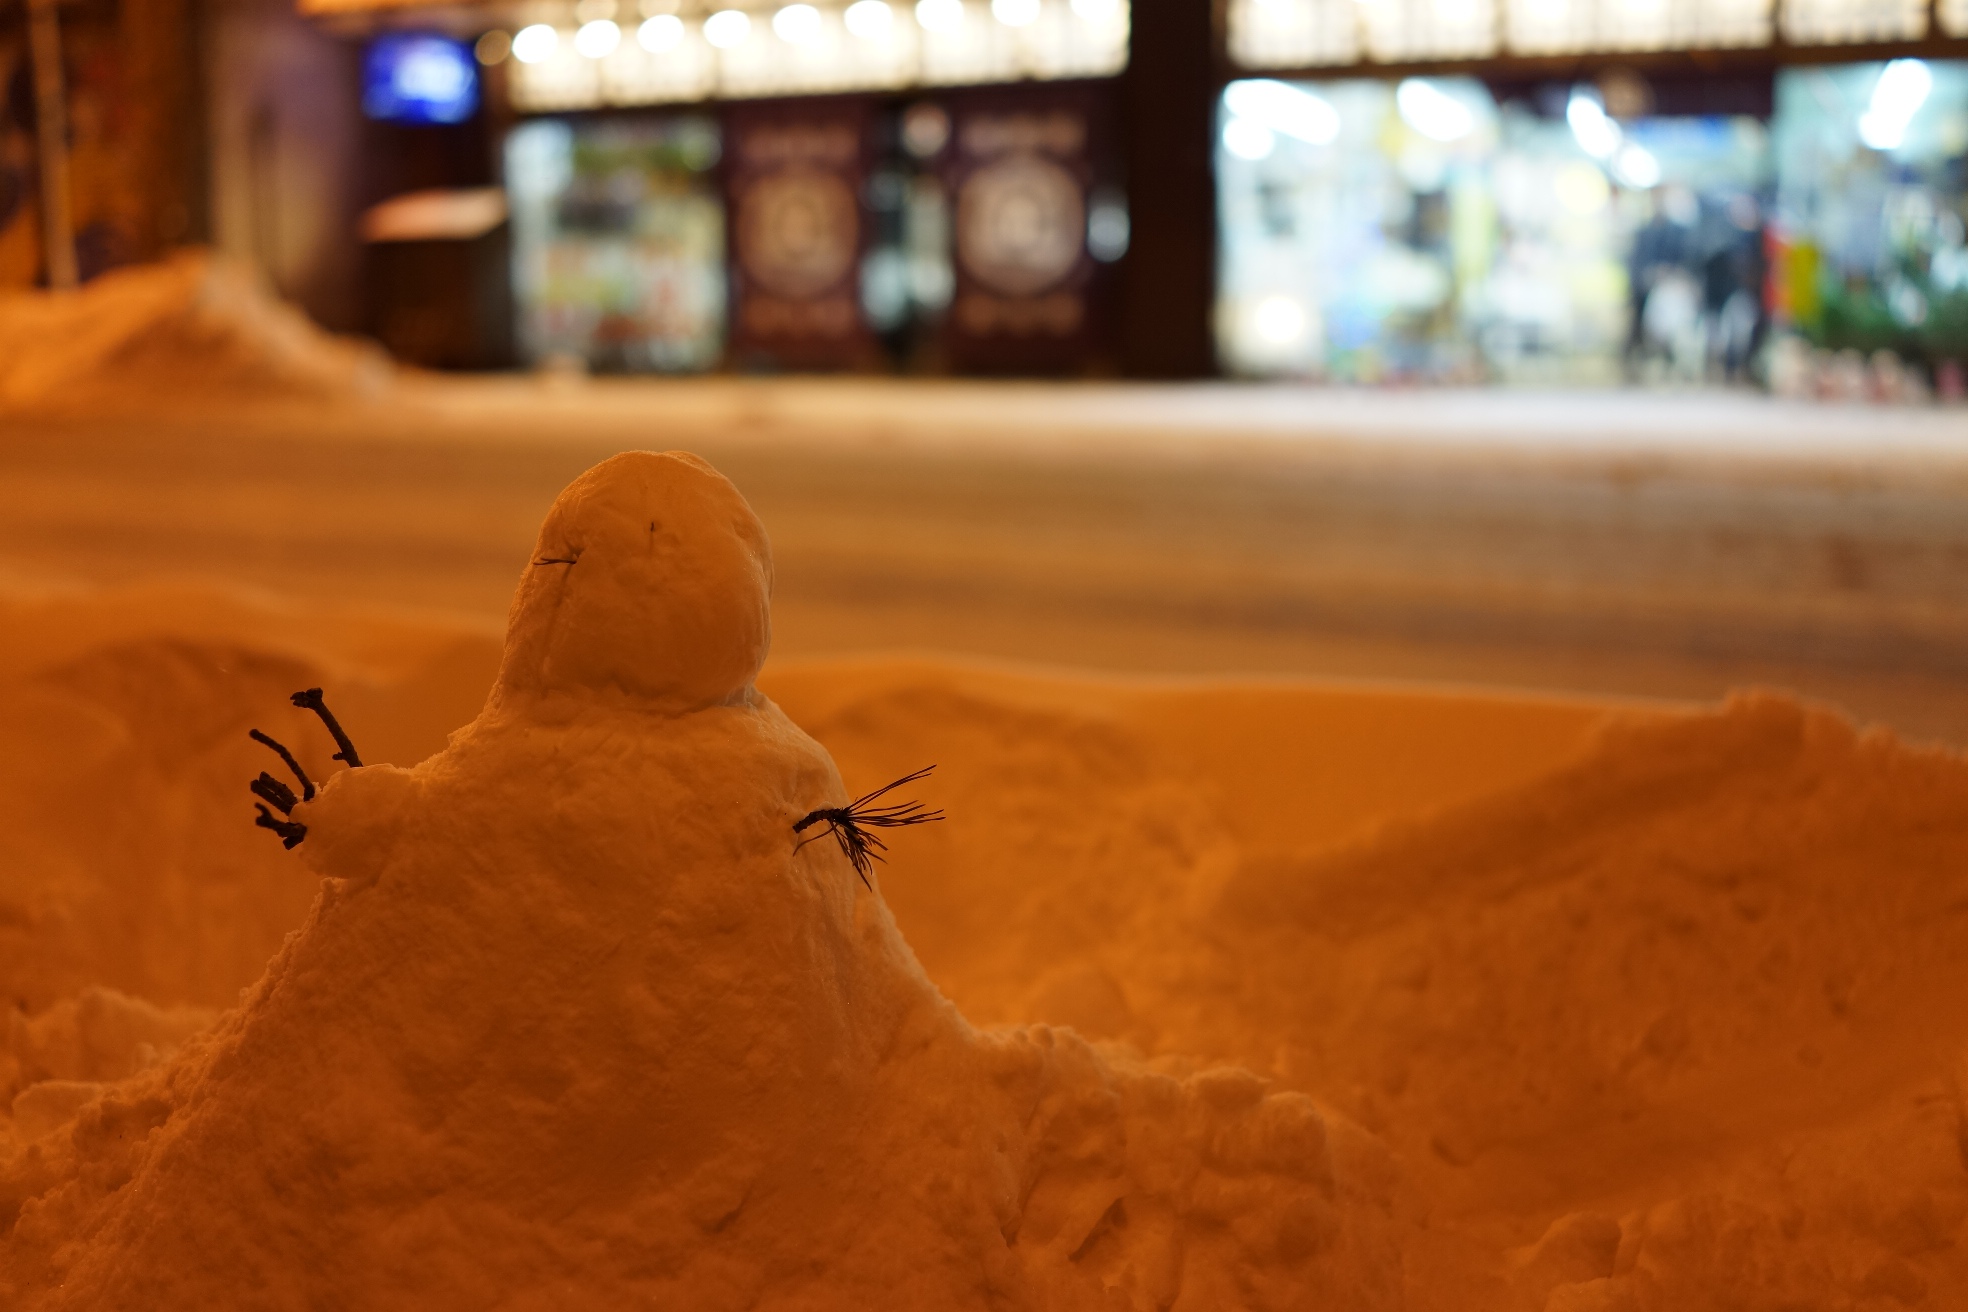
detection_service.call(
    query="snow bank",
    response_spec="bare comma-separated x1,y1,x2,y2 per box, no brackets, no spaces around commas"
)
0,251,389,410
0,455,1406,1309
0,452,1963,1309
785,673,1968,1310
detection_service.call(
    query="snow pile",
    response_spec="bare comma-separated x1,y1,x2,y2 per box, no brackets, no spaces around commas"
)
782,671,1968,1311
0,251,389,410
0,454,1405,1309
0,583,499,1023
0,451,1963,1309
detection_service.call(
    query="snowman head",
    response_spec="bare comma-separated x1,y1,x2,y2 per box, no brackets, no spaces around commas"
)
494,450,773,713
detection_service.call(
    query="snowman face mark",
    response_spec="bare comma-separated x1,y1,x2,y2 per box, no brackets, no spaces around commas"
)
247,687,365,850
794,765,943,889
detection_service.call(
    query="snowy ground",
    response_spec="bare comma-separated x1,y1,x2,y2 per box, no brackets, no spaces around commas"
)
4,376,1967,740
6,401,1968,1309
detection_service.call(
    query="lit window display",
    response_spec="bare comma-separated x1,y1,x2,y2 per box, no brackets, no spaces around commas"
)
506,116,728,370
1769,61,1968,399
502,92,1115,374
1215,77,1772,384
504,0,1127,111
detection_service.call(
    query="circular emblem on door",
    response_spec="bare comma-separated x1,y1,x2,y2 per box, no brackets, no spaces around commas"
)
956,154,1085,298
737,167,859,299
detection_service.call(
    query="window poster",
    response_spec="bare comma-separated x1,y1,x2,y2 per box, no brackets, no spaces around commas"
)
724,99,878,369
938,83,1113,373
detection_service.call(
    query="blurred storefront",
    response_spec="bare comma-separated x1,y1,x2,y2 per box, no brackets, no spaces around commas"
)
1215,2,1968,393
4,0,1968,390
1770,59,1968,399
0,0,204,290
1215,75,1774,385
347,0,1135,375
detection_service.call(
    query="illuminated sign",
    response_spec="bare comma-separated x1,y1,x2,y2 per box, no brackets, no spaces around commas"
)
363,34,480,125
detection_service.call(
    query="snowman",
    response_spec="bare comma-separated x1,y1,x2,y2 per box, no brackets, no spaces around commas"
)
7,452,1407,1311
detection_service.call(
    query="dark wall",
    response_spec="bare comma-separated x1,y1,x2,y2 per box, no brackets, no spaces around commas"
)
1118,0,1217,378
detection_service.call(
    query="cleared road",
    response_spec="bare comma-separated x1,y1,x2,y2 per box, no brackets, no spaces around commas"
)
4,378,1968,741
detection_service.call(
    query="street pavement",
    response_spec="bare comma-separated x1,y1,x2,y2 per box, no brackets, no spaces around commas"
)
4,377,1967,742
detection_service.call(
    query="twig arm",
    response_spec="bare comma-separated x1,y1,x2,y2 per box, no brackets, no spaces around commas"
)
291,688,363,768
249,729,315,801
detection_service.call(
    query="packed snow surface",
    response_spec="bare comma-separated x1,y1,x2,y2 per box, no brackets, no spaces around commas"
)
0,251,388,409
0,452,1964,1310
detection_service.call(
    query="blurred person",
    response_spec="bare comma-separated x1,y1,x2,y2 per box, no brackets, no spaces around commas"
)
1625,185,1694,379
1702,193,1768,383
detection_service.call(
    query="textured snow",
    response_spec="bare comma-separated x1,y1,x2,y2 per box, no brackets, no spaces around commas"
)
0,250,388,410
0,452,1964,1310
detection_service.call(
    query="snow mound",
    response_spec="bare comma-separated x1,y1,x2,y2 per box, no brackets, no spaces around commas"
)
0,251,389,410
0,454,1406,1310
2,477,1966,1308
788,672,1968,1311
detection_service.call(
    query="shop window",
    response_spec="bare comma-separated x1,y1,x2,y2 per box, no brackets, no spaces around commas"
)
1214,76,1775,386
505,116,727,371
1769,62,1968,398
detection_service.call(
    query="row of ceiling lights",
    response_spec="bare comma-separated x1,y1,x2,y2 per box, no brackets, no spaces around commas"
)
493,0,1119,64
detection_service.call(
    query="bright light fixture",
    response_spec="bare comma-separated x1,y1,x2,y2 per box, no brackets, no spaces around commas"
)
844,0,894,37
638,13,684,49
703,8,752,45
1222,80,1340,146
1395,79,1474,143
1613,142,1661,188
1566,90,1621,160
1253,295,1307,346
574,19,621,56
1222,117,1275,161
774,3,823,41
511,23,560,63
993,0,1041,24
1859,59,1932,152
916,0,966,33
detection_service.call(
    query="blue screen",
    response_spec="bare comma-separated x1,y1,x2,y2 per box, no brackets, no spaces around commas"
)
363,34,479,125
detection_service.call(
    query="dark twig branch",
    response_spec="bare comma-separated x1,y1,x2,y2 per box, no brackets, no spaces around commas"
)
291,688,362,768
247,691,359,853
254,804,308,849
794,766,944,889
249,729,315,801
250,772,299,815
